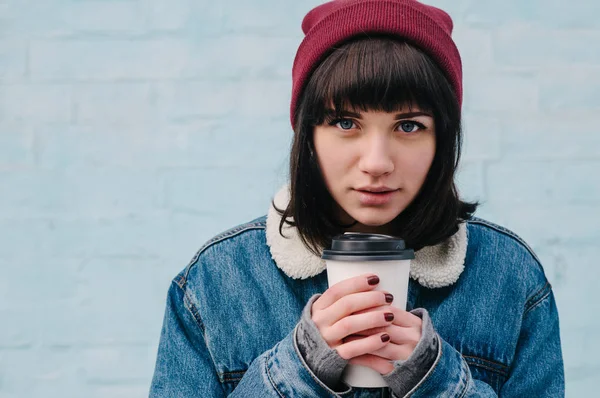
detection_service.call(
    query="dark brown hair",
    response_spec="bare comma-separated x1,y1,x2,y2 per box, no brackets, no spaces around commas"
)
276,35,477,255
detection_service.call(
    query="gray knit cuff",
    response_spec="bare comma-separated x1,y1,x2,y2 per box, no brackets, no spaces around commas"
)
383,308,440,398
295,294,350,392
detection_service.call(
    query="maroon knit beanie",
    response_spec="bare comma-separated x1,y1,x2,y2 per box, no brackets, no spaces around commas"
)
290,0,462,128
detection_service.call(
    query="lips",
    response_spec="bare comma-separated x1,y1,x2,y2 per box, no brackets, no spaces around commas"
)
356,186,396,193
361,189,394,193
355,188,399,205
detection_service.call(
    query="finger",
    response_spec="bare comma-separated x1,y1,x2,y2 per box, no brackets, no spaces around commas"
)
335,333,391,360
382,324,421,345
370,341,415,361
342,334,362,344
352,326,389,337
325,310,395,342
313,274,380,311
315,291,393,327
349,354,394,375
343,335,416,361
386,307,422,328
351,304,391,316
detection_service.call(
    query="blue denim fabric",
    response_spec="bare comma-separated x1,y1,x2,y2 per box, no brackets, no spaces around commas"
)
149,217,564,397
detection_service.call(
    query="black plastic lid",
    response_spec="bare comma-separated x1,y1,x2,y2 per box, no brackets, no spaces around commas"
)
321,232,415,261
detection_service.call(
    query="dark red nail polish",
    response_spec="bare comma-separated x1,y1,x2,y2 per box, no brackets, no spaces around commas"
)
367,276,380,285
381,334,391,342
385,293,394,303
384,312,394,322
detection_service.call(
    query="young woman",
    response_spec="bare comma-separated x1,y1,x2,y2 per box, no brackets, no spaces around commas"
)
150,0,564,396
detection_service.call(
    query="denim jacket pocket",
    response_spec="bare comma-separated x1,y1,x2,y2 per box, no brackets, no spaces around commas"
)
463,355,509,394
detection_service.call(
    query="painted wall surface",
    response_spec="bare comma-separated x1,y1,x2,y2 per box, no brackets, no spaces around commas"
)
0,0,598,396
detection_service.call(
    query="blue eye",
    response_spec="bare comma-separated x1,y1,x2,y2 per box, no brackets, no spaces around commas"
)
336,119,355,130
398,121,423,133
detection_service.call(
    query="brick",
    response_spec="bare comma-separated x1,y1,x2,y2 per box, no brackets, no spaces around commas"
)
499,112,600,160
0,258,81,311
0,170,161,217
170,211,240,261
72,83,156,125
88,385,150,398
56,0,146,35
464,0,600,29
30,291,164,347
582,331,600,369
36,125,154,170
159,118,292,169
154,80,291,122
473,204,600,249
536,244,600,332
539,68,600,111
558,328,585,373
220,0,319,35
452,27,494,73
79,345,155,384
0,84,71,123
16,216,202,263
0,0,18,37
36,119,293,170
0,0,146,39
461,113,502,161
533,0,600,29
532,0,600,29
0,123,34,170
0,348,85,398
463,72,538,112
568,374,600,398
487,160,600,205
143,0,209,33
456,161,486,202
0,217,155,258
76,258,170,316
463,1,536,27
0,219,45,256
29,39,192,81
187,36,298,79
0,310,35,348
0,40,27,81
162,167,281,217
493,25,600,68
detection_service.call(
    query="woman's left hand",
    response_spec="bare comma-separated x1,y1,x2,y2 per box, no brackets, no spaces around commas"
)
343,306,423,374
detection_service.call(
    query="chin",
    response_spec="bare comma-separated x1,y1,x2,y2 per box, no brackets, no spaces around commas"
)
348,209,400,227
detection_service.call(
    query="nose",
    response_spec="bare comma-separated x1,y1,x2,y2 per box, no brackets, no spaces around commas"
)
357,135,394,177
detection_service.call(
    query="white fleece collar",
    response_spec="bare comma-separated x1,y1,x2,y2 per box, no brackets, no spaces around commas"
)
265,186,467,288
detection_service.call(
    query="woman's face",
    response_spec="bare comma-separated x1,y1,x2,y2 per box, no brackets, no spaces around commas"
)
313,106,436,232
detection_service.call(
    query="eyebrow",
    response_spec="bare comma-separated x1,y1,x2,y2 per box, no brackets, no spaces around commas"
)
324,109,433,119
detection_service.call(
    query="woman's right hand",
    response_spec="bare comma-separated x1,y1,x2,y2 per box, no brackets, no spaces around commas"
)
311,274,395,360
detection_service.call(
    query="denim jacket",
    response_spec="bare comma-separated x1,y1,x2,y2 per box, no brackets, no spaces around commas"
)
150,187,564,397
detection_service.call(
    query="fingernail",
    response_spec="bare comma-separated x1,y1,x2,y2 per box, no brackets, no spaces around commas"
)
385,293,394,303
381,334,390,343
367,276,380,285
384,312,394,322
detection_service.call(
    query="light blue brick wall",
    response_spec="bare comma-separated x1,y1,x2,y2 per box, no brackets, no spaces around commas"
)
0,0,598,396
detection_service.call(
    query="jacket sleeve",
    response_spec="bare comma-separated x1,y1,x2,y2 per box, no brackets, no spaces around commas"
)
398,285,564,398
500,286,564,397
149,280,351,397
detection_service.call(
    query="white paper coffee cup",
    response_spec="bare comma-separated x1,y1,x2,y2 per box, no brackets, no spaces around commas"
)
322,232,414,388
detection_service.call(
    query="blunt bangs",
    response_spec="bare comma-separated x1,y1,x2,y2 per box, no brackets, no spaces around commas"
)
300,35,457,127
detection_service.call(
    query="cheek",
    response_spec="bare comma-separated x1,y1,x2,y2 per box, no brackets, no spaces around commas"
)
398,140,435,184
314,133,352,181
